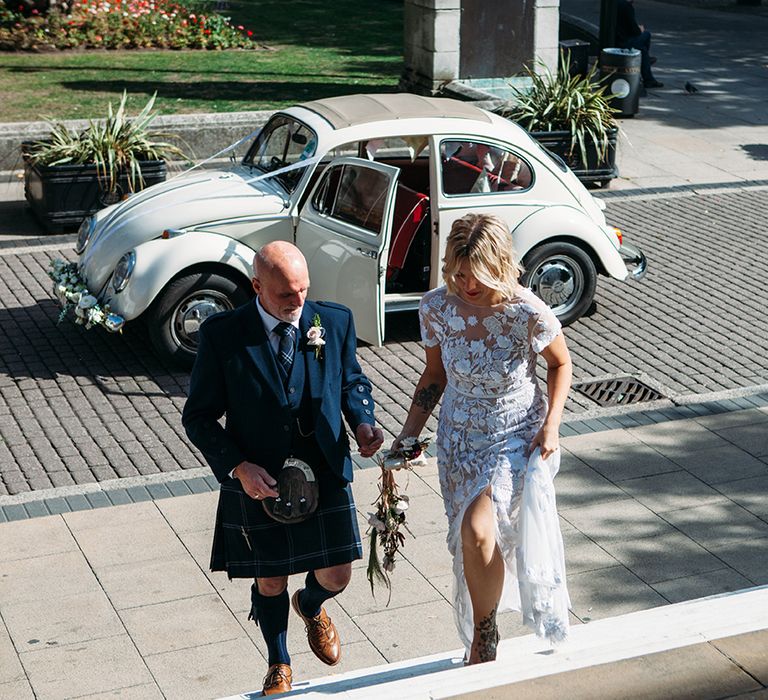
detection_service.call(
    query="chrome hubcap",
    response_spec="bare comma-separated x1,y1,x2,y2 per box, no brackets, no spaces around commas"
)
172,291,233,352
528,256,584,315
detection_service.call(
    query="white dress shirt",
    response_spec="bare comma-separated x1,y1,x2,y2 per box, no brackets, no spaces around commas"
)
255,296,301,355
229,298,301,479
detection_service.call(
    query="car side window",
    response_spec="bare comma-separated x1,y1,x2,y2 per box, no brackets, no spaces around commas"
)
312,164,389,235
440,140,533,195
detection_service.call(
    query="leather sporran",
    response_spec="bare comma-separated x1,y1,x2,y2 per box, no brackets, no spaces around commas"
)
262,456,320,524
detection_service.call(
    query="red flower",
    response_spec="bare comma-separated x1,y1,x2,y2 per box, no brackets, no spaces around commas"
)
203,28,210,34
246,29,252,36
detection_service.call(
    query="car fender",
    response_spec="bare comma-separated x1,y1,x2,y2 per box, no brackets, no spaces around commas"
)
511,205,628,280
105,232,256,320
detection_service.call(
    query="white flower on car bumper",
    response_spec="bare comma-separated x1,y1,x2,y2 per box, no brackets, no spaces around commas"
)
47,259,124,334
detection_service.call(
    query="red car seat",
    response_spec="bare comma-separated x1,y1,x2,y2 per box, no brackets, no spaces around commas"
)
387,184,429,281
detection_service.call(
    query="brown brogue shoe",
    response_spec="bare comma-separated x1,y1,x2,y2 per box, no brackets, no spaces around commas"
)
291,589,341,665
262,663,292,696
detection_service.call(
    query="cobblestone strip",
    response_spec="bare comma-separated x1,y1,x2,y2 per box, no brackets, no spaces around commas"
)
3,390,767,521
597,179,768,202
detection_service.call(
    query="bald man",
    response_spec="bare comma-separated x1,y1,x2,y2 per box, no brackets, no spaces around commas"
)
183,242,383,695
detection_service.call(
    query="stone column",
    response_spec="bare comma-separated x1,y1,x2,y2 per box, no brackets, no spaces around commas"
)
401,0,560,95
401,0,462,94
535,0,561,75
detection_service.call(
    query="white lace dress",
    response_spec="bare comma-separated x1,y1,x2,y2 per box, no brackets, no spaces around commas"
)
419,286,570,653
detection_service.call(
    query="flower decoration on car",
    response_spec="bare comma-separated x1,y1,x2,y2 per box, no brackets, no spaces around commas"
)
48,259,124,333
366,435,432,603
306,313,325,360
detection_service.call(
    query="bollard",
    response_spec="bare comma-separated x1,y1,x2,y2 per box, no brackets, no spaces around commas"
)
559,39,590,77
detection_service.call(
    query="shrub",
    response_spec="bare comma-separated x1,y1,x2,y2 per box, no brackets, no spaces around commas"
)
497,52,618,169
25,91,187,195
0,0,256,50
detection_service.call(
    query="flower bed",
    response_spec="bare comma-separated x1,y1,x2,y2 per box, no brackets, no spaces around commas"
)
0,0,256,50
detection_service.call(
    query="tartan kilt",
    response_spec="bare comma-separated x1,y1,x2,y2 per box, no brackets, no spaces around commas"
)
210,472,362,578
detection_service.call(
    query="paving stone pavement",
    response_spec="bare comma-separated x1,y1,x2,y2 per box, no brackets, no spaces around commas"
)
1,414,768,698
1,185,768,494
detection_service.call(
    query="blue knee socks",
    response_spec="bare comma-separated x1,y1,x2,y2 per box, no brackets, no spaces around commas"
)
249,584,290,666
298,570,342,619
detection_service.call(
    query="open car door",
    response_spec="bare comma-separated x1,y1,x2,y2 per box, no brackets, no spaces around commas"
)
295,157,400,346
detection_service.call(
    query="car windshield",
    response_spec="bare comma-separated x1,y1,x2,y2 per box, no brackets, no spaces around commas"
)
242,115,317,193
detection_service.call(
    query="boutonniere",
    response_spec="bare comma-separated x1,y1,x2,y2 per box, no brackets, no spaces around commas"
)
306,313,326,359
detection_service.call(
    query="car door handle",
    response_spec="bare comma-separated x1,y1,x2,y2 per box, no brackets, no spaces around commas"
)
357,248,378,260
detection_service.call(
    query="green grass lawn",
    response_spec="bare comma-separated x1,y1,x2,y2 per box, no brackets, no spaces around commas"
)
0,0,403,122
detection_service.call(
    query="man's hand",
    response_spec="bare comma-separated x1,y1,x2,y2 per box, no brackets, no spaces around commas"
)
233,461,279,500
356,423,384,458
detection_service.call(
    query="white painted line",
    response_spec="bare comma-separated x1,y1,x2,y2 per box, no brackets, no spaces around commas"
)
0,467,212,506
0,241,75,256
217,585,768,700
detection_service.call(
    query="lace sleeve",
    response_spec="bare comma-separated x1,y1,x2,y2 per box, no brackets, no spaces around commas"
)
419,294,442,348
530,303,562,354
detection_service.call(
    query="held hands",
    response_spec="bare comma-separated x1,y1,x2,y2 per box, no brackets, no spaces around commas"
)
530,423,560,460
356,423,384,458
390,434,411,452
233,461,279,501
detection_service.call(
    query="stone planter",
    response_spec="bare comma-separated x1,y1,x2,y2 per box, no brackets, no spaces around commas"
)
22,143,167,233
530,127,618,187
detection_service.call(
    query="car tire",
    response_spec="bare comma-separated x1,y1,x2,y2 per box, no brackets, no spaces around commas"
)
521,242,597,327
148,270,251,368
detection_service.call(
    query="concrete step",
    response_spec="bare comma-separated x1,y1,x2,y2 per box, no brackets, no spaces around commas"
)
218,584,768,699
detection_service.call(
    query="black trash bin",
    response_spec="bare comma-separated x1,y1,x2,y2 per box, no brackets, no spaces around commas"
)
599,48,641,117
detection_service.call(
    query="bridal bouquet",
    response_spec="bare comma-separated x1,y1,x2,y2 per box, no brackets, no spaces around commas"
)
366,436,431,603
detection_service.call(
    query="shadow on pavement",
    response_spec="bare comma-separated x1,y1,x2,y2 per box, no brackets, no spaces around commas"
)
561,0,768,129
0,299,189,396
0,202,49,238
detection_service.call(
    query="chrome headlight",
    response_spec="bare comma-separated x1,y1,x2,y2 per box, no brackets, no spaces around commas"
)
112,251,136,293
75,216,95,255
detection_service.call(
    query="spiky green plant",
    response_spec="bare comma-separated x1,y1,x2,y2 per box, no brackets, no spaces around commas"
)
26,91,186,196
498,51,618,170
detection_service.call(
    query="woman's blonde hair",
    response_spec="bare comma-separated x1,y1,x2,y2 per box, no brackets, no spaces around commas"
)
442,214,523,300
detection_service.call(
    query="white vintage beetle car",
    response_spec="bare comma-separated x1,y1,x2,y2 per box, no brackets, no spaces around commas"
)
73,93,645,366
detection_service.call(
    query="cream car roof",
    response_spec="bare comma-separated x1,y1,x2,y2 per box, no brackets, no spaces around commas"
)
297,93,493,129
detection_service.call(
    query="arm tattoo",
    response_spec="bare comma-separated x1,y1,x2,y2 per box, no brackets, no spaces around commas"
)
414,383,441,414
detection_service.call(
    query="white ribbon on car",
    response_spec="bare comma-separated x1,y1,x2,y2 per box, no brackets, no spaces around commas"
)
165,127,262,181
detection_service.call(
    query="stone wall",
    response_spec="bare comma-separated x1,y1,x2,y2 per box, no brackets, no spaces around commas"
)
0,109,274,174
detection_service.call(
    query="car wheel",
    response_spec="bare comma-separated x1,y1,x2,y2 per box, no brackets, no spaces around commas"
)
521,242,597,326
148,270,251,368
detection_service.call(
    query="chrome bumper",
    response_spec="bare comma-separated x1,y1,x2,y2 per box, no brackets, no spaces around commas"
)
620,242,647,280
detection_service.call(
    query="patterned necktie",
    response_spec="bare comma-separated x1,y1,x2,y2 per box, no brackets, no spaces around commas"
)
274,322,296,378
